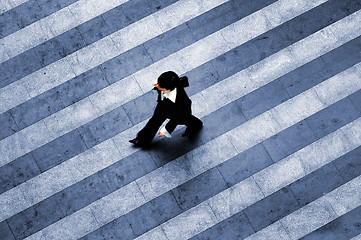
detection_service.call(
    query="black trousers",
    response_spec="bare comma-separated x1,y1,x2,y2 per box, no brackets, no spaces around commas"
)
136,103,202,144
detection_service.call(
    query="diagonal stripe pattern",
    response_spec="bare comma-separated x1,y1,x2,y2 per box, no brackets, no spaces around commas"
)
1,0,361,239
0,0,29,14
1,3,359,221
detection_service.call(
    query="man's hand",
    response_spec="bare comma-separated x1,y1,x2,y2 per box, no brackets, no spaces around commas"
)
158,131,165,137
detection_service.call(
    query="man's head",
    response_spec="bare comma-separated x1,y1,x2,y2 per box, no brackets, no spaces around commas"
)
156,71,179,92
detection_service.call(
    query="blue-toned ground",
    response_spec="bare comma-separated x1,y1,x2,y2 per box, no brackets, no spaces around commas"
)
0,0,360,239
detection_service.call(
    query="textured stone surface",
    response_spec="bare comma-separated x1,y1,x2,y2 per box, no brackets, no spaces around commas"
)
0,0,360,239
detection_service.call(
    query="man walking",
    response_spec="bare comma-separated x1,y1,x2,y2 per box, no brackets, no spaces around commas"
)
129,71,203,146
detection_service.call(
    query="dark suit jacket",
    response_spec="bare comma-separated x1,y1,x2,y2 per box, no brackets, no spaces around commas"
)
153,85,192,133
156,86,191,117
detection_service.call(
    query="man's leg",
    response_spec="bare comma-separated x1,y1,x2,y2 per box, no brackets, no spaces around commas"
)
136,105,167,144
164,119,178,134
183,115,203,137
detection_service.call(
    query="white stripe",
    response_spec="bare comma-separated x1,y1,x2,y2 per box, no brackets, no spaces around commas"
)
0,0,338,166
0,0,232,113
24,62,361,239
0,0,326,113
244,175,361,240
0,10,360,221
0,0,131,63
24,231,45,240
0,0,13,14
136,117,361,240
0,0,28,14
351,234,361,240
133,228,169,240
239,223,291,240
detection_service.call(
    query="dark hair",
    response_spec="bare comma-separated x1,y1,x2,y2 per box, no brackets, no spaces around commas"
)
157,71,180,90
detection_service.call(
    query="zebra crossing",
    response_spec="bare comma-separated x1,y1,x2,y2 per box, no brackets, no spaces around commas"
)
1,10,359,222
1,0,360,239
0,0,337,167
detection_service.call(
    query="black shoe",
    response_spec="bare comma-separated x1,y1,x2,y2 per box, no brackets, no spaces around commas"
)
129,138,140,145
129,138,151,147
